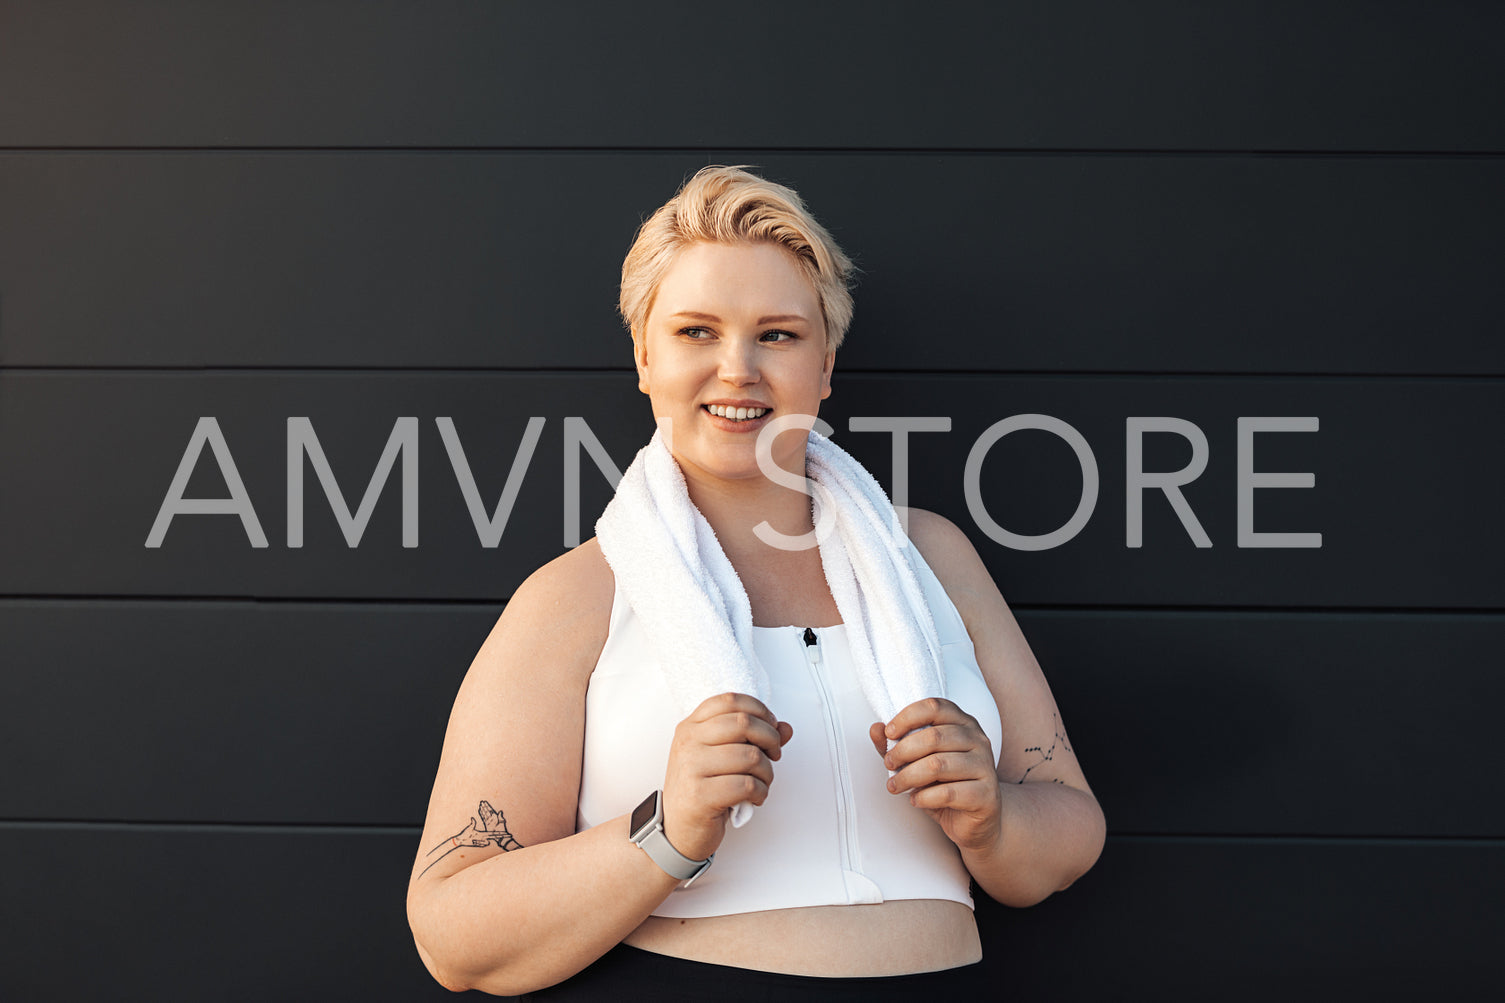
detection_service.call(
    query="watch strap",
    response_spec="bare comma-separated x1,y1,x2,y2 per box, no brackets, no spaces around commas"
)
630,791,713,884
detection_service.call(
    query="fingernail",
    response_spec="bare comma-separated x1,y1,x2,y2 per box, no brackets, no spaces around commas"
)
886,778,896,793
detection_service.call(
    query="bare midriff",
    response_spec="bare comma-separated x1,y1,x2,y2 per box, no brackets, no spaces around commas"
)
624,898,981,976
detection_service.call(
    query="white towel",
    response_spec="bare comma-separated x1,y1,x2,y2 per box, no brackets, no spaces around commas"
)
595,426,946,827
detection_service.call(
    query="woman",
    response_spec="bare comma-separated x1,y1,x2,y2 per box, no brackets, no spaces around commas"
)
406,166,1105,998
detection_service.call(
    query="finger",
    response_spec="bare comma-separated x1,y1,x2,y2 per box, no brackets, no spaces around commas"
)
697,742,777,788
694,711,786,760
869,721,887,759
909,778,997,814
690,691,778,728
683,765,776,813
883,723,985,772
696,772,772,810
887,750,991,795
777,720,794,748
884,697,975,742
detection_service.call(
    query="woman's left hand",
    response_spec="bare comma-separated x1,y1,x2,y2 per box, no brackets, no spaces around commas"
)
870,698,1002,853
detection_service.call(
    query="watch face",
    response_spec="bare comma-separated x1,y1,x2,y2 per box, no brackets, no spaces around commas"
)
630,791,659,838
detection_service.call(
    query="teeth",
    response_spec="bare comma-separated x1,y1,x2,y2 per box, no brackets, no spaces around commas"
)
707,405,768,420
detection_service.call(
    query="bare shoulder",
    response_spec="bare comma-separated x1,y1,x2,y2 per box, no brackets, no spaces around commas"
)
500,537,615,641
510,536,615,623
470,537,615,688
897,506,1005,625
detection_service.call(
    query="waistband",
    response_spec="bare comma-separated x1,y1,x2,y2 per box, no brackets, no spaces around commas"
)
518,942,985,1001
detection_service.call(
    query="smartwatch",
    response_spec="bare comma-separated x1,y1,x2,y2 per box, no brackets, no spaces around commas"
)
629,790,713,886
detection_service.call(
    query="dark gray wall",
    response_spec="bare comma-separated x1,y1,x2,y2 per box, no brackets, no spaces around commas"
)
2,3,1502,1000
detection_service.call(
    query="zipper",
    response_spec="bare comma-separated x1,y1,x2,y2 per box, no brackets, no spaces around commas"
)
802,626,862,896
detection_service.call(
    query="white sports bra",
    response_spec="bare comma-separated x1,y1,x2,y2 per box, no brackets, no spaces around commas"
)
576,545,1005,918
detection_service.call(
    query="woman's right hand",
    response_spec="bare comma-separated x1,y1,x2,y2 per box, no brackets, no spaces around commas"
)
661,692,794,862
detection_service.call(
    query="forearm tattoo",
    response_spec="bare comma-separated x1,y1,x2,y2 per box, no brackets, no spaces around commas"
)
419,800,523,879
1015,713,1072,785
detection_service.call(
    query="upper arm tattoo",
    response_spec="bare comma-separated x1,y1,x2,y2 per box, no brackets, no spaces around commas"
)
1014,713,1072,785
419,800,523,879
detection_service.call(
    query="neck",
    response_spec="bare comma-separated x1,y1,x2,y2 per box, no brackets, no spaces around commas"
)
680,464,816,561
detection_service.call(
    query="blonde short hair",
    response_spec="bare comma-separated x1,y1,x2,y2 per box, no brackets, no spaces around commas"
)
619,165,856,349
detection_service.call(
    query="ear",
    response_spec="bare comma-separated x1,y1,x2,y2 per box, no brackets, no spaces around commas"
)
631,326,650,395
819,346,836,401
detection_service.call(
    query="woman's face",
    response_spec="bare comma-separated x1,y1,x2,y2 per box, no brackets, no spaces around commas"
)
634,240,834,486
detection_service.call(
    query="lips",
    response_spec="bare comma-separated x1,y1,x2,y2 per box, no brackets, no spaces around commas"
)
704,403,770,421
701,402,773,431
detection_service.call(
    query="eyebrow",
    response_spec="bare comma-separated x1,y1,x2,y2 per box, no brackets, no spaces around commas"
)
669,311,812,325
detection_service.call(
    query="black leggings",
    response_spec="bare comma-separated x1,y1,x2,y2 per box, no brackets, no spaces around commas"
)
517,942,985,1001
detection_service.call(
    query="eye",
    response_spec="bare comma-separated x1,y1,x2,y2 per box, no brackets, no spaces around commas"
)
760,329,797,342
678,326,714,340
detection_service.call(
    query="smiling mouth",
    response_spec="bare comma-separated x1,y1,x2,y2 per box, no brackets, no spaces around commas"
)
703,404,770,422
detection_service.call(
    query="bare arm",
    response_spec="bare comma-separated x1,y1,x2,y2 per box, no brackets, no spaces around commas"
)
874,509,1106,908
406,541,791,996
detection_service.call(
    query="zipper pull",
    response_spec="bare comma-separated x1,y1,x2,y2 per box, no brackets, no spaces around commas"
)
802,627,820,664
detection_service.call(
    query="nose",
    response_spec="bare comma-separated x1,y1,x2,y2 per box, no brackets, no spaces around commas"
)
717,337,760,387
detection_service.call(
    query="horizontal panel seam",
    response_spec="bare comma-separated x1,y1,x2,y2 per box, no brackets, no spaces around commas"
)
0,146,1503,159
0,819,421,835
1012,604,1505,616
1110,834,1505,847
